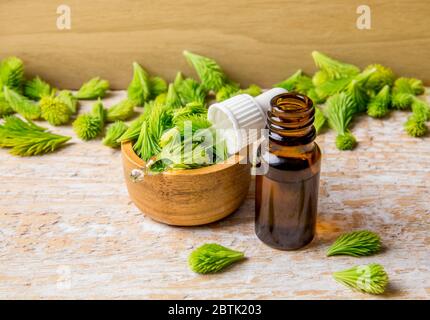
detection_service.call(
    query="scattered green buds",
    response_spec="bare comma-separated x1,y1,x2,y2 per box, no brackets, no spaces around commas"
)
333,264,388,295
0,116,70,156
183,50,227,92
0,56,25,92
72,100,105,141
335,132,357,151
39,95,72,126
103,121,128,148
24,76,53,100
188,243,245,274
363,64,395,92
311,51,360,80
76,77,110,100
404,115,427,137
327,230,381,257
56,90,78,114
367,85,391,118
106,99,136,122
0,93,14,117
3,86,41,120
314,106,326,134
127,62,151,105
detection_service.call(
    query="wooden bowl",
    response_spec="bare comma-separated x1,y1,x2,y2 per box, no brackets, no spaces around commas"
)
121,142,251,226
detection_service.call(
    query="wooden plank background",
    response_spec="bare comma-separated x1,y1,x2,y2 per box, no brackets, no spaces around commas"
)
0,0,429,89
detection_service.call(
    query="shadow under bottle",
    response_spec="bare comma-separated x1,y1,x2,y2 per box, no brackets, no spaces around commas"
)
255,93,321,250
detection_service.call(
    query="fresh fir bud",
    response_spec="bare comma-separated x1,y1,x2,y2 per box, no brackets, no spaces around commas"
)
327,230,381,257
0,116,70,156
103,121,128,148
183,50,227,92
127,62,151,105
3,86,41,120
73,100,105,141
311,51,360,80
76,77,110,100
333,264,388,295
188,243,245,274
40,95,72,126
106,99,136,122
0,56,25,92
24,76,53,100
367,85,391,118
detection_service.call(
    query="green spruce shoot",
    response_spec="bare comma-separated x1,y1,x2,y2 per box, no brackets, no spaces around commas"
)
183,50,227,92
24,76,52,100
327,230,381,257
76,77,109,99
333,264,388,295
0,116,70,156
3,86,41,120
325,93,357,150
188,243,245,274
103,121,128,148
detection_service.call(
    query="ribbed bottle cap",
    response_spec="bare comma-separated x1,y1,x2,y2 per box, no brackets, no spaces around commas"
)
208,88,287,154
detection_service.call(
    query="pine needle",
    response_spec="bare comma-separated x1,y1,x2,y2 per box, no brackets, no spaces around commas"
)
327,230,381,257
0,116,70,156
188,243,245,274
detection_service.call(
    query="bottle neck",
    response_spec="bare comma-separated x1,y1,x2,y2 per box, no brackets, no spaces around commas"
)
267,93,316,146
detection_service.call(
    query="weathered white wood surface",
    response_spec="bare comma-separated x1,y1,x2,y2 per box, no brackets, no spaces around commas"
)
0,91,429,299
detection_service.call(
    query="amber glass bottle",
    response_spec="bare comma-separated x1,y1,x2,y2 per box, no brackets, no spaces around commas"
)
255,93,321,250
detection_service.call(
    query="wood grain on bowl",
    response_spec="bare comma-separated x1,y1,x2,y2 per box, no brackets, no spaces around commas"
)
121,141,252,226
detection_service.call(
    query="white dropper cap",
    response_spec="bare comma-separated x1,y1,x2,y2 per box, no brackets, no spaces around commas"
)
208,87,287,154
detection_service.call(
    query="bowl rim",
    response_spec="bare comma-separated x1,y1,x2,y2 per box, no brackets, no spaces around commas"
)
121,141,247,176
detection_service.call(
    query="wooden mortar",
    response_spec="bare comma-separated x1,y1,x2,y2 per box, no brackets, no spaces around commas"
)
121,141,251,226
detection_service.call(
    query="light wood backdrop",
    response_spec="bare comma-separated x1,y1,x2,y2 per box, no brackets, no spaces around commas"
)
0,0,429,89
